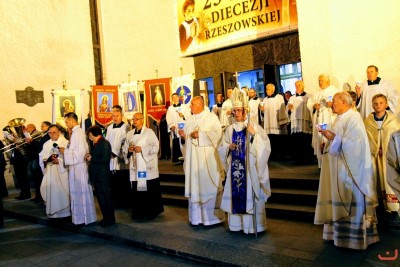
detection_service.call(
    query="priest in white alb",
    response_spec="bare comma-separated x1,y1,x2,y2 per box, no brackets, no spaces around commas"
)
386,130,400,216
60,112,97,225
356,65,399,119
259,83,289,160
39,124,71,219
106,105,130,208
307,74,340,167
248,88,262,126
219,88,271,234
178,96,225,226
220,88,234,128
314,92,379,250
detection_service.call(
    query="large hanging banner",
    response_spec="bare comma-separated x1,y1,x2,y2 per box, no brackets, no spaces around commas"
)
171,73,194,105
119,81,141,120
176,0,298,56
92,85,119,127
144,78,171,124
52,89,84,129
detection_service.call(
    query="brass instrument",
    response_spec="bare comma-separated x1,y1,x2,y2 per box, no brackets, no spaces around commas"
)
1,118,44,154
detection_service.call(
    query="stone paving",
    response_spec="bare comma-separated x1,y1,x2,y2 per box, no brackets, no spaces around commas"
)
3,161,400,266
3,195,400,266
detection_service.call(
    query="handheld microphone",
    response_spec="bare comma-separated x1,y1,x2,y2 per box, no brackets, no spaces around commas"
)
53,143,60,149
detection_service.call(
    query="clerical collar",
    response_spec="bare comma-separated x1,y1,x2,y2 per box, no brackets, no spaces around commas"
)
296,92,306,97
368,77,381,85
173,103,181,107
185,18,194,24
134,128,142,134
374,112,386,121
113,121,124,128
251,97,259,100
216,103,223,107
266,94,277,98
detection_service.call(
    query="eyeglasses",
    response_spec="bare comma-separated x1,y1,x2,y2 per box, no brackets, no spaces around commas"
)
132,118,143,121
232,109,244,113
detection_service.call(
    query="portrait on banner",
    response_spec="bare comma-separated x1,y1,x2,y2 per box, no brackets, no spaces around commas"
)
92,85,119,126
123,92,138,113
97,93,112,113
150,84,166,106
60,96,76,116
119,82,141,121
52,90,83,129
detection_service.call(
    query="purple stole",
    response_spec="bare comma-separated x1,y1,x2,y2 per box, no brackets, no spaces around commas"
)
230,129,247,214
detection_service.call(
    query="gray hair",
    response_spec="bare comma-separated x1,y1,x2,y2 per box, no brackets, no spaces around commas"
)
335,92,353,106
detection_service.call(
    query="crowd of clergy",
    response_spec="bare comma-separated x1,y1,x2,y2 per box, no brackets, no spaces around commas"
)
2,64,400,251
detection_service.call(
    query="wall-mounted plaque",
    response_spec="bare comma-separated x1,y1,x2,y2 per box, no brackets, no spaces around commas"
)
16,86,44,107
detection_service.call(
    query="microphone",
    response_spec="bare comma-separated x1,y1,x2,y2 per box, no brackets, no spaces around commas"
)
53,143,60,149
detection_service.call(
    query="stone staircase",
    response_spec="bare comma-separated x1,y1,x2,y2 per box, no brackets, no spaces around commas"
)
159,160,320,222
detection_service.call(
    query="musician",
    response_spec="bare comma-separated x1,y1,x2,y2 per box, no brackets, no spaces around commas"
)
0,140,7,198
39,121,51,151
8,127,30,200
24,124,43,203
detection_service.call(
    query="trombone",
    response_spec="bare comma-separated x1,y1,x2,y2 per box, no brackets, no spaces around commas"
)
1,118,45,154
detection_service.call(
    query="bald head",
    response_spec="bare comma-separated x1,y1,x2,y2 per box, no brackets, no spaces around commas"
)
190,96,204,115
25,124,36,133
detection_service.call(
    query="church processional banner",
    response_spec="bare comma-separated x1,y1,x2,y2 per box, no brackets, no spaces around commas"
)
92,85,119,126
144,78,171,124
118,82,142,120
171,74,194,105
176,0,298,56
52,89,84,129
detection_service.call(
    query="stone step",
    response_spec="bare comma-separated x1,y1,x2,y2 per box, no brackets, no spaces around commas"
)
158,160,320,221
266,203,316,222
161,193,187,208
271,188,318,196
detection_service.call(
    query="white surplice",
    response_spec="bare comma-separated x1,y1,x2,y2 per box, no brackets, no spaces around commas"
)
39,135,71,218
122,126,159,182
288,93,313,134
314,109,379,250
64,125,97,225
106,122,129,171
307,85,340,166
220,121,271,233
248,97,261,126
220,99,233,128
358,79,399,119
261,94,289,134
183,109,225,225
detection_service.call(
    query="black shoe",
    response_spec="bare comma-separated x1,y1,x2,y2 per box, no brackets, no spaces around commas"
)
99,219,115,227
15,195,31,200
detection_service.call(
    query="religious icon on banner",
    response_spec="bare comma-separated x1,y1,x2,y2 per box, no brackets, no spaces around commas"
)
119,81,141,121
150,84,166,106
176,85,192,104
92,85,119,126
98,93,112,112
123,92,138,112
52,89,83,129
60,97,75,116
144,78,171,124
171,73,194,105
